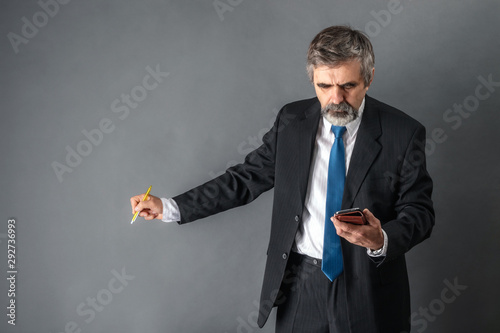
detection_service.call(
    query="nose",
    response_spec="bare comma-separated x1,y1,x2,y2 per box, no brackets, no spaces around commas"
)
329,87,345,105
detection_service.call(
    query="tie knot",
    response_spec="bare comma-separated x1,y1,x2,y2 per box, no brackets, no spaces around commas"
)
331,125,346,138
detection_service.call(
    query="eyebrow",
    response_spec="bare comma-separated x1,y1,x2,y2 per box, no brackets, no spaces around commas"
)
316,81,358,88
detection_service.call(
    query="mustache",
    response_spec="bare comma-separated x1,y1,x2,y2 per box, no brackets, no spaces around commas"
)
321,102,353,113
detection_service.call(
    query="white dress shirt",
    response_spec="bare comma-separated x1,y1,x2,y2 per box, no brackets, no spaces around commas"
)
161,97,387,258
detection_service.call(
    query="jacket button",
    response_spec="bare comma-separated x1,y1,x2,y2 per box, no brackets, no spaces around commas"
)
282,253,288,260
295,215,300,222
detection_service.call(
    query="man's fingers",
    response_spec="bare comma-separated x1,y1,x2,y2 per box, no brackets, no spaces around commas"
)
130,196,140,214
331,209,384,249
130,194,163,221
135,200,153,213
130,194,147,212
332,217,354,236
144,212,158,221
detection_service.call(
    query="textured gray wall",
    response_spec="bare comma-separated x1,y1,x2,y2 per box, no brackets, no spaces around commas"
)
1,0,499,332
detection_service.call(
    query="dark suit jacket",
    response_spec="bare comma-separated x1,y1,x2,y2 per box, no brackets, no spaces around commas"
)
173,95,434,333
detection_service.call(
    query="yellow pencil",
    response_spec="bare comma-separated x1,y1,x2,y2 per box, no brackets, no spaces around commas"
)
131,185,152,224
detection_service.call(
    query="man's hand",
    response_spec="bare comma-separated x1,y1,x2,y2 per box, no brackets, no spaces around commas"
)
332,208,384,251
130,194,163,221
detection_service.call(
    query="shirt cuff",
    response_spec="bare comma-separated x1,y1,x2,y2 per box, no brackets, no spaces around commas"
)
367,229,388,257
160,198,181,223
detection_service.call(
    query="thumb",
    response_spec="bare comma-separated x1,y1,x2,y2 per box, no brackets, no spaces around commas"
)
362,208,378,226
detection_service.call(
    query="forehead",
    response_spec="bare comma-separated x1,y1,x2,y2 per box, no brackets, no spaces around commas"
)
313,61,363,83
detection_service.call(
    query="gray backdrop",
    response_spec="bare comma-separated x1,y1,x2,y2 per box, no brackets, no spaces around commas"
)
1,0,499,332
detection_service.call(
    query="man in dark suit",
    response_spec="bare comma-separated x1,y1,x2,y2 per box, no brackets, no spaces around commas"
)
131,26,434,332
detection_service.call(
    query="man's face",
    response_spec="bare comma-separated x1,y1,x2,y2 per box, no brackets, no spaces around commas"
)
313,61,373,126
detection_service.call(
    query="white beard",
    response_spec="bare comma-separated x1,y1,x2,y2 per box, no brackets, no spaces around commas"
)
321,102,358,126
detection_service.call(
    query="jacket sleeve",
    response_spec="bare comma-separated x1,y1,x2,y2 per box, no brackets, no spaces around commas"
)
381,124,435,263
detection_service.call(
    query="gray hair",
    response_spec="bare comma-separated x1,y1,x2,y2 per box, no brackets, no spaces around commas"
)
306,26,375,87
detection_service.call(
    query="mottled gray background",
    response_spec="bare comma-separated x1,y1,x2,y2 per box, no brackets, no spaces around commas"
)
1,0,499,332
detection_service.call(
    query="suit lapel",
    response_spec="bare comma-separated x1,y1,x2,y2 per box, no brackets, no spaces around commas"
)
342,96,382,208
296,99,321,209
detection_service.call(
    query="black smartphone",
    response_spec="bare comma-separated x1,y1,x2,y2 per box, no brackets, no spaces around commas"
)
334,208,367,225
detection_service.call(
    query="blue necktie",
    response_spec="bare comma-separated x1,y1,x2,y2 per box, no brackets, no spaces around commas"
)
322,125,346,281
